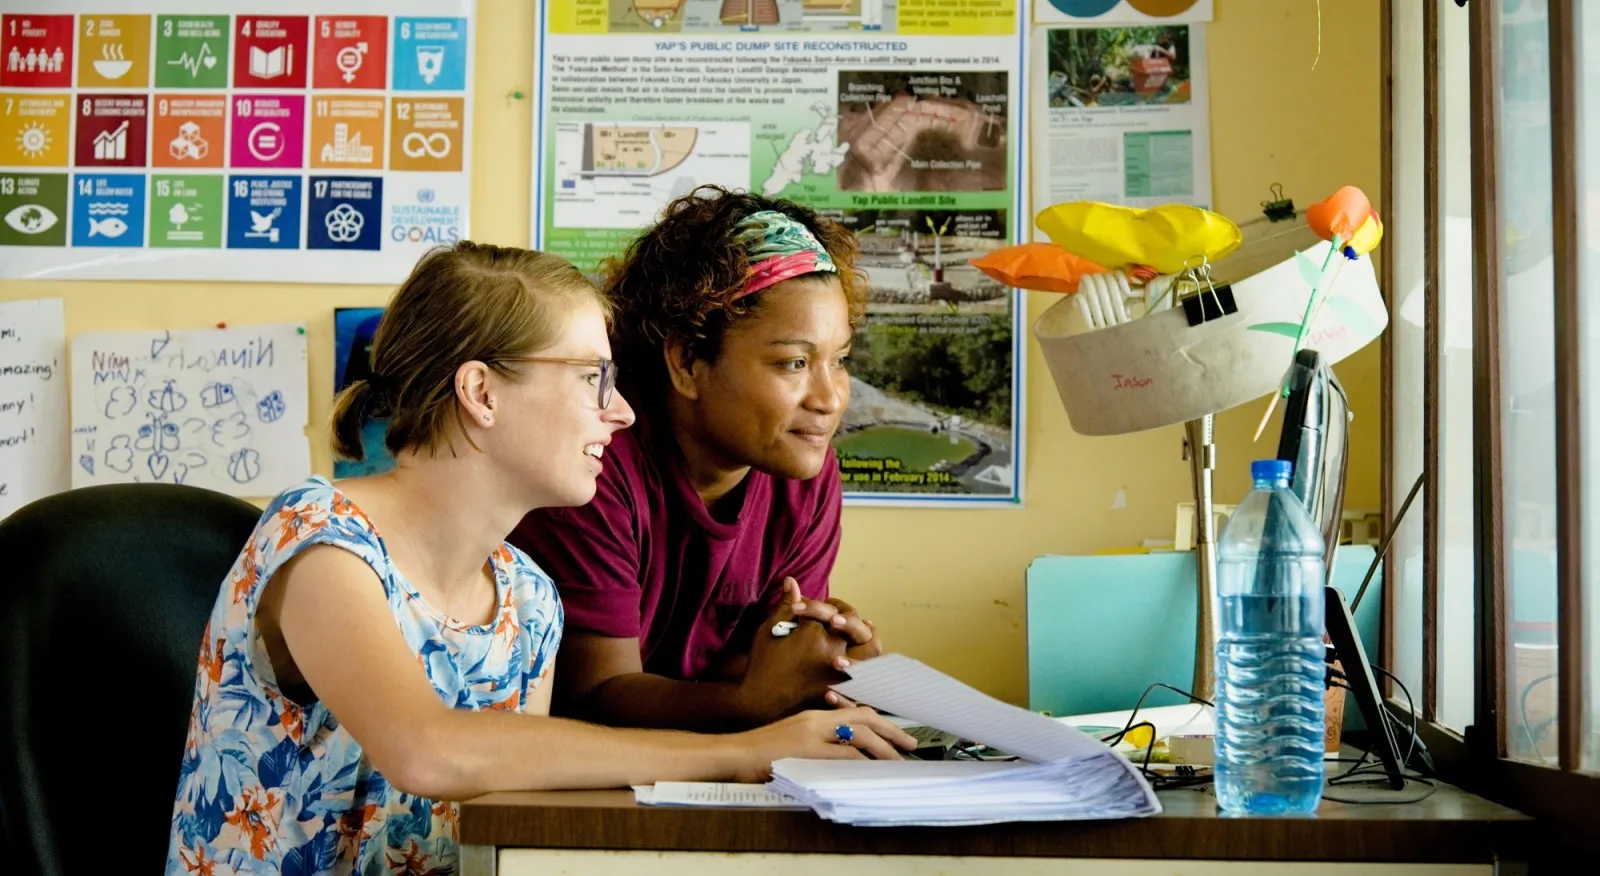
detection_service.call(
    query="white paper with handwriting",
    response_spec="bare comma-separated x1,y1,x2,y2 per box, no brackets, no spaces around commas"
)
70,324,311,496
0,298,69,520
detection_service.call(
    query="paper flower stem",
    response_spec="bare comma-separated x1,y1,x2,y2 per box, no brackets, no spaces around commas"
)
1302,256,1349,338
1283,234,1345,387
1254,234,1345,441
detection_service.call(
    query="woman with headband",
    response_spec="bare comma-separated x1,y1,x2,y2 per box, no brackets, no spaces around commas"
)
511,187,882,731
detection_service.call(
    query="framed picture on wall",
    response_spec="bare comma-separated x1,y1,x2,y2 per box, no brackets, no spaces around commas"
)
332,306,393,477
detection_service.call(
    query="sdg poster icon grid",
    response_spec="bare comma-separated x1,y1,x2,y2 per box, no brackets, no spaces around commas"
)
0,3,476,283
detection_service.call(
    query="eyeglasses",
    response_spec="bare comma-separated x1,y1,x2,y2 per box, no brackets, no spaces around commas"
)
509,357,618,409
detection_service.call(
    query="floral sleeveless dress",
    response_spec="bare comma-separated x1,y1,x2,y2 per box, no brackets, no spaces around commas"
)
165,476,562,875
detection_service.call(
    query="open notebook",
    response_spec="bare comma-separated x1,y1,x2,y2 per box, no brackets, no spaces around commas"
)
763,654,1162,826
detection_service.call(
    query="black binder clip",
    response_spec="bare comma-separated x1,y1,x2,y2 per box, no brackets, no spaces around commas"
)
1174,257,1238,326
1261,183,1296,222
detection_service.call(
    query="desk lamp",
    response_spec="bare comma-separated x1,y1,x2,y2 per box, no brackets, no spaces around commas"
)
1018,191,1388,700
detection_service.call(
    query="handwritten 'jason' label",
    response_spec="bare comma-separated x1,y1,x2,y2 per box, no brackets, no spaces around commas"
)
1112,374,1153,390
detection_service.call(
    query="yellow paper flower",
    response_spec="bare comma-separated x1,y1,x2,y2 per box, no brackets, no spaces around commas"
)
1035,201,1242,275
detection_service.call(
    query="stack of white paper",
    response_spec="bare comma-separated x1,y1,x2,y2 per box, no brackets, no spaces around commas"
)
765,654,1161,826
769,755,1158,826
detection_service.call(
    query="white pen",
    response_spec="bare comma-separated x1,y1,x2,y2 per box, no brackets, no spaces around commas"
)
771,620,798,638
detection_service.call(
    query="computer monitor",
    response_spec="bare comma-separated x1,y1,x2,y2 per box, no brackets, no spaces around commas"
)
1274,348,1407,789
1275,348,1351,581
1325,584,1407,789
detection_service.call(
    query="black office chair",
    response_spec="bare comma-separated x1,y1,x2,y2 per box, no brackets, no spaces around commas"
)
0,483,262,875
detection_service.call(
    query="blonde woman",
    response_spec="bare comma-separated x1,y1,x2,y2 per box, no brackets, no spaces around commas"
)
165,242,911,876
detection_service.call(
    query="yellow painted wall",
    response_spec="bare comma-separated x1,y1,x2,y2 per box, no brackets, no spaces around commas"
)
0,0,1383,707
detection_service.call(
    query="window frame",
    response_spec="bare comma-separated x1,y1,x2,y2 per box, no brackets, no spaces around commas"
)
1383,0,1600,850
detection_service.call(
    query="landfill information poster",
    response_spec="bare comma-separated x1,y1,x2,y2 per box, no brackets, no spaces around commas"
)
534,1,1025,506
0,0,474,283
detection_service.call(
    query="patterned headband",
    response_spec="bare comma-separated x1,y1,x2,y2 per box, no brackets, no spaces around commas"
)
732,209,839,299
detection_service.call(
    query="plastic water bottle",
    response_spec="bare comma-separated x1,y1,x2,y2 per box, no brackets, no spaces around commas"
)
1213,459,1327,814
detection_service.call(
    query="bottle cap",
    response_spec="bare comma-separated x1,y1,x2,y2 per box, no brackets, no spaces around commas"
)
1252,459,1293,482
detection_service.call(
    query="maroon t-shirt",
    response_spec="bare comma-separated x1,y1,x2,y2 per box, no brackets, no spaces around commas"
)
508,406,843,681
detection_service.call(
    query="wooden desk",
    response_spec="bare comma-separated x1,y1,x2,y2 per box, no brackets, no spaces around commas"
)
458,780,1535,876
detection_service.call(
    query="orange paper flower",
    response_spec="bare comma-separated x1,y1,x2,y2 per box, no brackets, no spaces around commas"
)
969,242,1111,293
1306,186,1374,242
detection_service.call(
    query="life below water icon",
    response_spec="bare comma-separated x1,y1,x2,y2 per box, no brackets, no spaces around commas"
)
87,202,130,239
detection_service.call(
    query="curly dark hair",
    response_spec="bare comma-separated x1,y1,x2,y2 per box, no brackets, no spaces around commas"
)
600,186,866,393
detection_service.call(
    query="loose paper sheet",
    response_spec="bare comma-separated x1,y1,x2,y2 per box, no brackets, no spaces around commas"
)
0,298,69,519
833,654,1108,764
70,323,310,496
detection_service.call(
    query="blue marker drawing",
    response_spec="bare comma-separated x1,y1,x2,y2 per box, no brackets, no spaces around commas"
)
78,455,94,476
102,386,137,418
150,330,172,359
148,451,171,481
148,380,188,414
104,435,134,473
212,412,251,446
227,448,263,483
257,390,286,423
200,382,237,408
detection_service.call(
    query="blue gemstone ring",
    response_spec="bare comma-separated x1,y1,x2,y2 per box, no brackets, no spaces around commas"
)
834,723,854,744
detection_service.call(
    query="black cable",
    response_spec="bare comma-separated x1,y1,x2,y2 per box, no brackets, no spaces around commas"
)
1323,772,1437,804
1351,471,1424,612
1097,682,1215,790
1323,663,1438,804
1369,664,1421,770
